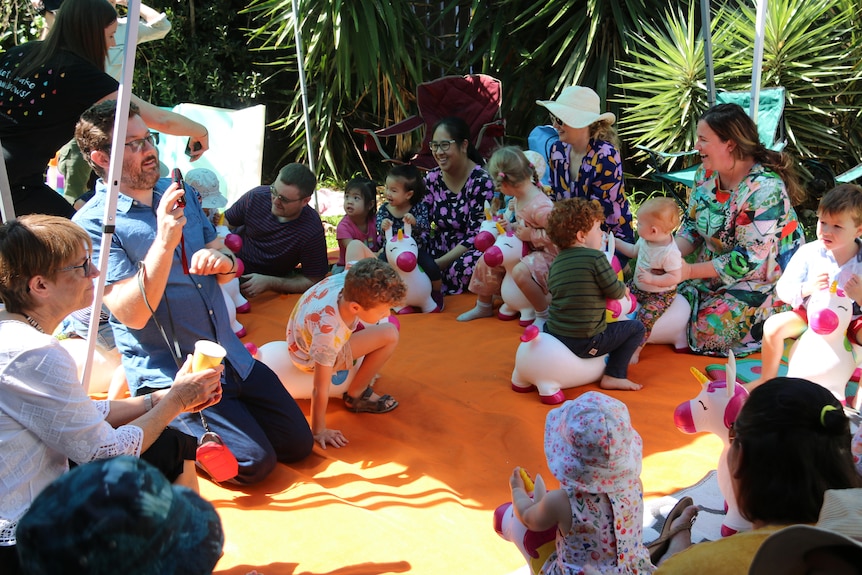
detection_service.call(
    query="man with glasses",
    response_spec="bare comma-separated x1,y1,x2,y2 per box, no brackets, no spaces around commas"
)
72,100,314,485
224,163,328,298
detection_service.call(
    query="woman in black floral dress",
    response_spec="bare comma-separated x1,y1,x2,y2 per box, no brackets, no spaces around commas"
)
423,117,496,294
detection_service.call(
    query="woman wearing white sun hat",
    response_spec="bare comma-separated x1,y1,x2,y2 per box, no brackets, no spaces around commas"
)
536,86,634,245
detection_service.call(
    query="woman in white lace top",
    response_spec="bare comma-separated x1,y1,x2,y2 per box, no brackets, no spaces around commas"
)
0,215,223,570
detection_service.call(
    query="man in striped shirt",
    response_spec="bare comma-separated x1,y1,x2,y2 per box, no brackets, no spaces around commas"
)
225,163,329,298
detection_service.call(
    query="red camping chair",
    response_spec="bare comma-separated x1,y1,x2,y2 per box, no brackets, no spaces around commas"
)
354,74,505,170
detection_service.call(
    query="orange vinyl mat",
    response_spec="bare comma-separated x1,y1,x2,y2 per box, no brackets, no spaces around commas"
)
208,292,727,575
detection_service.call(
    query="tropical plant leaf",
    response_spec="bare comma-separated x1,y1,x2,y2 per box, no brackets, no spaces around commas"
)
616,0,862,182
613,0,713,173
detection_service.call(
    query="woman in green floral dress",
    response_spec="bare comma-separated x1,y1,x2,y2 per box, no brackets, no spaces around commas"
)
650,103,805,357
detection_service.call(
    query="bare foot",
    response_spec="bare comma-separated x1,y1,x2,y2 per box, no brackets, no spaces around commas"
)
629,347,643,365
658,504,700,565
600,376,643,391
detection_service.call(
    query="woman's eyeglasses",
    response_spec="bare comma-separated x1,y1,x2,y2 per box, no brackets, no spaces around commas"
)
124,132,159,153
269,184,304,204
429,139,457,152
549,113,564,127
58,256,91,277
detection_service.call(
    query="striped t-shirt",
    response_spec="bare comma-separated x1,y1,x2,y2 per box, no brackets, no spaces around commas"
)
224,186,329,278
546,247,626,338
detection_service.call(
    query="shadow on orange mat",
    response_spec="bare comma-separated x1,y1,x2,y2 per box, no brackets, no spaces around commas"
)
209,293,729,575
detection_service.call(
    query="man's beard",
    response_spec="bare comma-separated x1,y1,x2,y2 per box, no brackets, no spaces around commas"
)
122,153,161,190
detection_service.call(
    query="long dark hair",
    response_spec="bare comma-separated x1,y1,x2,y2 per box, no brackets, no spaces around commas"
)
15,0,117,79
430,116,485,166
699,103,805,205
732,377,860,525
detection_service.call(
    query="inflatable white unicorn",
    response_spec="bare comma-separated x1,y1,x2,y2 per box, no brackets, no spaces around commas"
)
673,353,751,536
484,231,535,325
384,224,439,314
254,316,399,399
786,281,862,407
474,201,504,253
493,472,555,575
255,341,363,399
509,233,637,403
511,324,608,404
217,229,251,338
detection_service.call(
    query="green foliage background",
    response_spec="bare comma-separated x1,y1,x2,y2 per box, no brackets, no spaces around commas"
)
2,0,861,192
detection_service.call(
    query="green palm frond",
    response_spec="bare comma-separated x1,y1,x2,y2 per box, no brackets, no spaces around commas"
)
613,0,712,172
616,0,862,179
242,0,431,178
719,0,857,165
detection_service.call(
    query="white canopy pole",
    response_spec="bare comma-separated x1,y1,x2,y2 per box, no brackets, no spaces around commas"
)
749,0,767,119
81,0,141,392
291,0,318,210
0,141,14,222
701,0,716,108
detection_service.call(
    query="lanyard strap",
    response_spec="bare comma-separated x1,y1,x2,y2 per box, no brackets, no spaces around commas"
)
136,262,211,431
179,233,190,275
137,261,183,369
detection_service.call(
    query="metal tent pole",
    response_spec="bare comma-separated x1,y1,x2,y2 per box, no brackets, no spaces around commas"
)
0,141,14,222
81,0,141,392
292,0,317,210
749,0,768,119
701,0,716,108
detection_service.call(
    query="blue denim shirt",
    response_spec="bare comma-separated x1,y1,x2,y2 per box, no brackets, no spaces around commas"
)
73,178,255,394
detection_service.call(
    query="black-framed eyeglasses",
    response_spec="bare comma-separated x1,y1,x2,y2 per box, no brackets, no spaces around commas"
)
269,184,304,204
124,132,159,153
429,139,457,152
549,113,564,127
57,256,91,277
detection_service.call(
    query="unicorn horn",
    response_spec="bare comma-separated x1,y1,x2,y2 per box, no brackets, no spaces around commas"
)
725,350,737,396
690,367,710,388
397,229,404,241
495,222,506,236
830,280,838,293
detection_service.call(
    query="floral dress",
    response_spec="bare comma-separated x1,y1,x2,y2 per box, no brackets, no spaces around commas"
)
542,392,654,575
548,139,634,244
676,163,804,357
423,165,496,294
468,190,558,296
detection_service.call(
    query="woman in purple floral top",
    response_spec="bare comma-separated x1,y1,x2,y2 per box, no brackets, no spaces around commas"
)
423,117,496,294
537,86,635,244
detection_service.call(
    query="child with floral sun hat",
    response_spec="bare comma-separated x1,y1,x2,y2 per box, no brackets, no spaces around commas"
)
508,392,654,574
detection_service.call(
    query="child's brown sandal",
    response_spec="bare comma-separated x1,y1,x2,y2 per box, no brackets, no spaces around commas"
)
343,386,398,414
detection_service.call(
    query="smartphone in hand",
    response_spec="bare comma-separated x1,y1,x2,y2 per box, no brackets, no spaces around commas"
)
172,168,186,207
185,138,203,158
